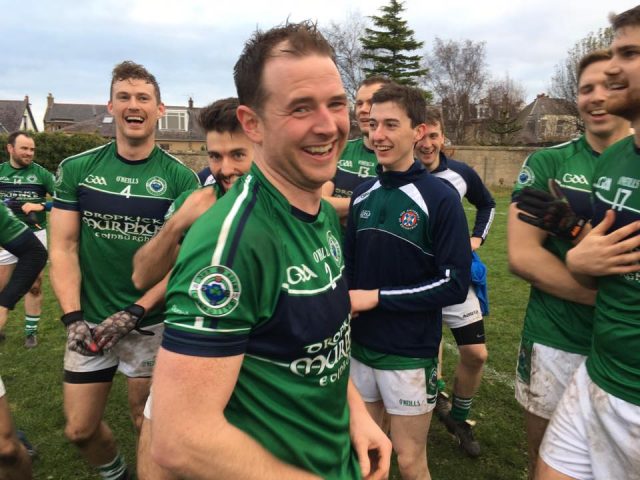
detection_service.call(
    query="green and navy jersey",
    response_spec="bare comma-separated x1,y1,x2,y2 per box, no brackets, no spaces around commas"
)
0,161,55,231
53,142,199,326
512,136,598,355
586,135,640,406
332,137,378,198
345,161,471,367
0,203,29,246
163,163,359,479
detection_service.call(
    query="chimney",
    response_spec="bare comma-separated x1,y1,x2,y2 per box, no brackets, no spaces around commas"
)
47,93,54,108
24,95,30,105
188,97,194,109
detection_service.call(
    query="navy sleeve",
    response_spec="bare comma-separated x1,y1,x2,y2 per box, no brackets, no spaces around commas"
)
0,231,48,309
378,190,471,312
343,187,360,288
460,164,496,242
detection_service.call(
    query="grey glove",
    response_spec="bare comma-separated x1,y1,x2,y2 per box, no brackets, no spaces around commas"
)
93,304,152,351
61,311,100,356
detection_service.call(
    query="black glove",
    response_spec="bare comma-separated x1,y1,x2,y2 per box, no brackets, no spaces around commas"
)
61,311,101,356
516,179,587,240
92,304,153,351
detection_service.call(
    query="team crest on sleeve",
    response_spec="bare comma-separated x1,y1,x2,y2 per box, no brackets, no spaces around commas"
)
326,230,342,266
146,176,168,196
189,265,241,316
399,209,419,230
517,166,535,186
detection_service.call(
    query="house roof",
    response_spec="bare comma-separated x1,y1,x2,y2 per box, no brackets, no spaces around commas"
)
514,94,577,145
58,105,205,142
0,98,37,133
44,102,108,124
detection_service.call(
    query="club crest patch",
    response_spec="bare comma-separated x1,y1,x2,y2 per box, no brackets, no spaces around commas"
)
54,166,64,187
146,176,167,196
399,209,419,230
326,230,342,266
517,166,535,186
189,265,241,316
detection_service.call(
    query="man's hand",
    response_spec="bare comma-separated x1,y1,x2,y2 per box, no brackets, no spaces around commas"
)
171,188,217,231
93,304,148,350
21,202,45,214
62,311,100,356
567,209,640,276
470,236,482,251
349,289,379,317
516,180,587,240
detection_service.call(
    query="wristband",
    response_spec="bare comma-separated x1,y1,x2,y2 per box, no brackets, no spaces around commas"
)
61,310,83,327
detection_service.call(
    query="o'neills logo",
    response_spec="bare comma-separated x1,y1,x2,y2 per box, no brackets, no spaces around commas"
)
289,317,351,386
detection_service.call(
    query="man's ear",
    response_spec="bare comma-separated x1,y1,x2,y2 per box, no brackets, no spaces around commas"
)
413,123,427,143
236,105,263,144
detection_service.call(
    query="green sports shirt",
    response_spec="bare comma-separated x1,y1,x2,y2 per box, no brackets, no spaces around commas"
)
53,142,199,326
587,135,640,406
0,161,55,231
332,137,378,198
512,136,597,355
163,163,360,479
0,203,29,245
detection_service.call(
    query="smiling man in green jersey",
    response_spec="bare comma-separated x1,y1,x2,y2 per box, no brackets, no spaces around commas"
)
49,61,199,480
149,22,391,480
508,50,630,479
536,7,640,479
0,130,54,347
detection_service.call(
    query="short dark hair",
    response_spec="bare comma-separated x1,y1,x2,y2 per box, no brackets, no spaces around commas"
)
197,98,242,134
577,49,612,83
234,21,335,112
7,130,33,147
424,106,444,131
359,75,393,89
610,6,640,31
110,60,161,103
371,83,426,127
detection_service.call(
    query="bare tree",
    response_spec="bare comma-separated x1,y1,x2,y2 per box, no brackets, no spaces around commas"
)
322,11,370,104
481,74,526,145
550,27,613,109
426,38,488,144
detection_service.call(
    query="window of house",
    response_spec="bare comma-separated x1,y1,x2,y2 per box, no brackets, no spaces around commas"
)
159,110,188,131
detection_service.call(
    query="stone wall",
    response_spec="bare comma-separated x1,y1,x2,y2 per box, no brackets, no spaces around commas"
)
176,146,541,189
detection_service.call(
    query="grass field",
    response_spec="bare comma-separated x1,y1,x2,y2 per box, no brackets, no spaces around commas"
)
1,189,532,479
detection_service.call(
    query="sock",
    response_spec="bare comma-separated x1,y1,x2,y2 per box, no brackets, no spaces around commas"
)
450,394,473,422
97,453,128,480
437,378,446,394
24,315,39,337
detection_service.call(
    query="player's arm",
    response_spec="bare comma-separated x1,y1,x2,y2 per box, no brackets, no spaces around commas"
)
321,181,350,220
132,188,217,290
49,208,82,313
0,230,48,310
150,347,321,480
347,379,391,480
508,203,597,304
566,209,640,278
464,167,496,250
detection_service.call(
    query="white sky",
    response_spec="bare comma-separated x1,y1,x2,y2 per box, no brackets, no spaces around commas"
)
1,0,636,130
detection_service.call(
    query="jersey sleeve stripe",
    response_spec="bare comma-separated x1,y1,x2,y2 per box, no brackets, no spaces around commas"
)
211,174,254,265
225,180,260,267
52,199,79,211
380,268,451,296
162,326,249,357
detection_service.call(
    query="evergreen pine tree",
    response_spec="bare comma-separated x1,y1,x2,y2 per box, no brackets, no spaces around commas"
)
360,0,428,87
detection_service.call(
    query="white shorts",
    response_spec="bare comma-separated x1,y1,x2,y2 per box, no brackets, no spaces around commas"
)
143,390,153,419
515,340,586,419
540,362,640,480
442,286,483,330
0,229,47,265
64,322,164,379
0,376,5,397
350,357,437,415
